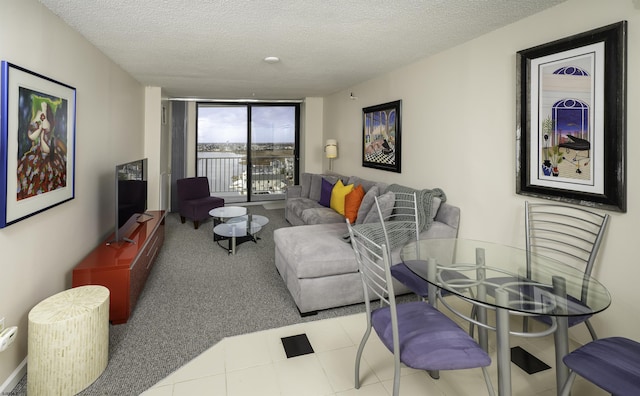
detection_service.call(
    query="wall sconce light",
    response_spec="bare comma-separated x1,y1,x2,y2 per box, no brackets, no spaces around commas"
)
325,139,338,171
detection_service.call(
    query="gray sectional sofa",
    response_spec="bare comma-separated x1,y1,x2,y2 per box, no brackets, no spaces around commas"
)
284,173,386,226
275,172,461,314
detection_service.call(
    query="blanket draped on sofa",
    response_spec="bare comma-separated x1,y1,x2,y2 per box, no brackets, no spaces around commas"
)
351,184,447,251
385,184,446,232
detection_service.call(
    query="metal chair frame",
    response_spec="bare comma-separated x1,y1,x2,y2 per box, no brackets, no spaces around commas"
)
348,219,495,396
523,201,609,339
469,201,609,341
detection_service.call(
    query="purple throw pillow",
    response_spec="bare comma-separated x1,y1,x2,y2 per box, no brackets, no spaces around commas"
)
318,178,334,207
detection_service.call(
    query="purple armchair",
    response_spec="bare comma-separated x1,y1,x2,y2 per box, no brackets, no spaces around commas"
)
176,177,224,229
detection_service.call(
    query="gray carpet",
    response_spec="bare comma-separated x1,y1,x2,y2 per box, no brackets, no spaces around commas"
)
11,205,377,395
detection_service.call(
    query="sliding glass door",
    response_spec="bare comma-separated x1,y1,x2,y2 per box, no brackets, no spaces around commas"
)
250,106,297,201
196,103,299,203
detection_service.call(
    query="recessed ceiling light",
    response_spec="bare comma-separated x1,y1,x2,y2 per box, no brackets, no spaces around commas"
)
264,56,280,64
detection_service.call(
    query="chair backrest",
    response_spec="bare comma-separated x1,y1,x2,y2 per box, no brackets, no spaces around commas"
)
348,216,495,396
347,219,396,311
525,201,609,301
376,192,420,253
348,218,407,391
177,177,211,202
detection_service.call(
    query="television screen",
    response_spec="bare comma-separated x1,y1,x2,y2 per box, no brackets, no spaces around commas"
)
113,158,148,243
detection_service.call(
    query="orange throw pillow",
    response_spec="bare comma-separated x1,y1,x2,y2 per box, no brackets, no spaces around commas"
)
344,185,365,223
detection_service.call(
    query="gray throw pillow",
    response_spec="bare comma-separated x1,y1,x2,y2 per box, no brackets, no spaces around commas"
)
355,185,379,225
362,191,395,224
300,173,312,198
308,174,324,201
347,176,377,193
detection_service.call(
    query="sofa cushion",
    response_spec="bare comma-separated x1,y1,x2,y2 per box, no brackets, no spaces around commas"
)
347,176,388,193
355,185,379,225
363,190,395,224
300,173,313,198
288,197,324,220
344,185,365,223
330,180,354,215
419,217,458,239
318,178,335,207
274,223,358,278
308,174,323,201
301,207,345,225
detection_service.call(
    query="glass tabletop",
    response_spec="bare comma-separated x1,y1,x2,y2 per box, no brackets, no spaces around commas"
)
213,222,262,237
209,206,247,219
226,214,269,227
400,238,611,317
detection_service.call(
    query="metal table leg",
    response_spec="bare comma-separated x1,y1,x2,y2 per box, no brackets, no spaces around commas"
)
476,248,489,352
552,276,569,396
426,258,440,380
495,288,512,396
230,234,236,255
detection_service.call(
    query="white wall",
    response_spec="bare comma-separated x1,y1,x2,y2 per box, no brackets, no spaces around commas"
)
302,97,324,174
145,86,163,209
0,0,145,388
324,0,639,343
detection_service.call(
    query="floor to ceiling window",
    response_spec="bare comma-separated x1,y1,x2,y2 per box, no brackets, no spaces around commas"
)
196,103,299,203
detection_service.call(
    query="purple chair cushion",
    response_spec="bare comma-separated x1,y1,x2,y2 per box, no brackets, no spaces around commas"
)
563,337,640,395
184,196,224,219
390,263,430,297
390,262,466,298
371,301,491,370
486,276,593,325
533,310,592,328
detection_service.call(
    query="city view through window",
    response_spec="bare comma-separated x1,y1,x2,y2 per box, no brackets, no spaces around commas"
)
196,104,297,202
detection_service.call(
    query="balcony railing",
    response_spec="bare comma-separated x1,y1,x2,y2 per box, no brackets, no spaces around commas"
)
197,154,294,202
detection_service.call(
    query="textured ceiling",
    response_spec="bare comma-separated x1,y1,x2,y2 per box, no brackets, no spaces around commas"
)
38,0,565,100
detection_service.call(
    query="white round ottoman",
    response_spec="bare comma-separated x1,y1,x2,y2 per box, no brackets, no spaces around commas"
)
28,285,110,396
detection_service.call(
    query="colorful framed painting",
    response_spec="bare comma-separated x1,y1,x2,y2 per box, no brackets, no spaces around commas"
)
0,62,76,227
362,100,401,173
515,21,627,212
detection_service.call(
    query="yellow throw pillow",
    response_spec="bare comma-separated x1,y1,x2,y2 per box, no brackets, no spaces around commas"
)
330,180,354,216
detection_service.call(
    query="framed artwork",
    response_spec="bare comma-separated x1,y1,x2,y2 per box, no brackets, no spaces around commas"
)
516,21,627,212
0,62,76,227
362,100,401,173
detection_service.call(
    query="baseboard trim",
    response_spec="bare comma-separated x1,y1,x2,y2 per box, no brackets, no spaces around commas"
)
0,357,27,393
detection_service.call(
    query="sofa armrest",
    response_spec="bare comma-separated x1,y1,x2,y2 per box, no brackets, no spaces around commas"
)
286,185,302,199
434,202,460,231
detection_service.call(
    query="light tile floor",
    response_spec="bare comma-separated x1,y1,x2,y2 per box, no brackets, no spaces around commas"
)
142,299,608,396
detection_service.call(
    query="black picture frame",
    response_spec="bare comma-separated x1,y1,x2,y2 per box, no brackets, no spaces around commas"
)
362,100,401,173
516,21,627,212
0,62,76,227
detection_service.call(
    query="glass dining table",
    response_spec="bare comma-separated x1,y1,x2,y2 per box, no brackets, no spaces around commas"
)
400,238,611,396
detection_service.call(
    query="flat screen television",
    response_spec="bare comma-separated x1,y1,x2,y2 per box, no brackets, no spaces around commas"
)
112,158,150,244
